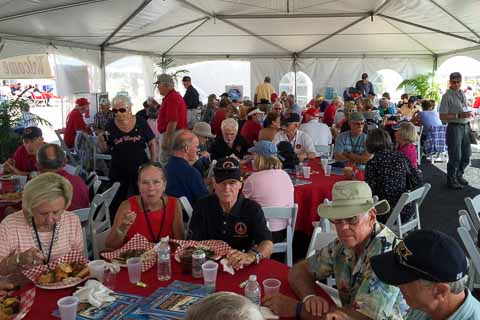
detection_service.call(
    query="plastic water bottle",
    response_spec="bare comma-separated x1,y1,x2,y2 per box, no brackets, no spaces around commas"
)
157,236,171,281
244,275,261,305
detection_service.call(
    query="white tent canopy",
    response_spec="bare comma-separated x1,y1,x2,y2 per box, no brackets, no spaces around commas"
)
0,0,479,97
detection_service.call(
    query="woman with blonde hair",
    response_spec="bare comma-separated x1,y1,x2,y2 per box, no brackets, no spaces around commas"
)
394,121,418,168
243,141,293,242
0,173,83,278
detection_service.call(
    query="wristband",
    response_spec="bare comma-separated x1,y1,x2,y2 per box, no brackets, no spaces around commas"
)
15,253,20,265
295,302,303,320
302,294,316,303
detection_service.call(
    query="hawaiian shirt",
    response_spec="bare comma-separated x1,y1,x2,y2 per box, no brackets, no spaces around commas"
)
307,223,409,319
93,111,114,131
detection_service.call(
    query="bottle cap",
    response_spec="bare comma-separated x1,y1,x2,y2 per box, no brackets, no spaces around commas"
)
249,275,257,281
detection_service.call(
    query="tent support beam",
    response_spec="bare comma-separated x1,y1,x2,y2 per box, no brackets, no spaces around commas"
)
381,18,436,55
429,0,480,40
163,18,210,55
100,47,106,92
0,32,101,51
437,44,480,57
373,0,394,15
177,0,291,53
106,17,208,47
168,53,433,59
297,16,368,55
378,14,480,44
0,0,111,22
215,12,370,19
101,0,153,47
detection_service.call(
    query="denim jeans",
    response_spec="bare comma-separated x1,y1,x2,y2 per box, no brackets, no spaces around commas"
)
446,123,471,182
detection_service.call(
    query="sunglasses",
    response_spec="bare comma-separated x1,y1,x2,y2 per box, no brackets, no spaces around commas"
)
395,244,442,282
112,108,127,114
138,161,164,174
328,215,363,226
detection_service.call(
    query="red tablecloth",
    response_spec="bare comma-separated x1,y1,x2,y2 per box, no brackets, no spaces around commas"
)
24,259,334,320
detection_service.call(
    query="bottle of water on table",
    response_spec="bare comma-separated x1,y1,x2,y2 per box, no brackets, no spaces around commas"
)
157,236,171,281
245,275,261,305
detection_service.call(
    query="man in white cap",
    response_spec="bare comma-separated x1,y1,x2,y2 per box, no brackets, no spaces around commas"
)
263,181,408,320
240,106,265,146
273,113,316,161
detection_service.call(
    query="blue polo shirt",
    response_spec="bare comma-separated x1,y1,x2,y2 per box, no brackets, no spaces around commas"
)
165,156,208,205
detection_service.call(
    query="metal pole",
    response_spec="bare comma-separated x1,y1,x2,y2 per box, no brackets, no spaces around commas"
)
293,56,297,102
100,48,106,92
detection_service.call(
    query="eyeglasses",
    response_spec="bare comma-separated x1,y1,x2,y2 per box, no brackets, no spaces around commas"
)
328,215,363,226
112,108,127,114
351,121,365,126
450,80,461,84
394,241,442,282
138,161,164,174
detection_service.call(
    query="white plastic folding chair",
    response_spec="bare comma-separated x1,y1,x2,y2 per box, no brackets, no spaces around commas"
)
385,183,431,238
457,215,480,290
465,195,480,232
414,125,423,165
92,228,111,260
459,210,478,240
179,196,193,233
262,204,298,267
73,194,105,258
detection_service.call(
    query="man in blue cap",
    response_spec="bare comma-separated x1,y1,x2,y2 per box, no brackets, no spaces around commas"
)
371,229,480,319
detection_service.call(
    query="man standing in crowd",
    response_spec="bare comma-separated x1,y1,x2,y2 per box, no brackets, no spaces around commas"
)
300,107,332,148
37,143,89,211
273,113,316,160
263,181,407,319
155,74,188,164
255,76,275,104
182,76,200,128
64,97,92,149
371,229,480,319
4,127,43,175
93,97,114,135
334,112,371,164
165,130,208,208
439,72,472,190
355,73,374,98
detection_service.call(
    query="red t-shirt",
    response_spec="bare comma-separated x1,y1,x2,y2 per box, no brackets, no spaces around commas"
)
56,169,89,211
474,97,480,109
64,108,92,148
323,103,336,127
240,120,262,146
157,90,188,133
126,196,176,242
211,109,226,136
12,145,37,173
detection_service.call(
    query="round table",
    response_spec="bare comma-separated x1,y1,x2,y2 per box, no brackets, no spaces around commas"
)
23,259,334,320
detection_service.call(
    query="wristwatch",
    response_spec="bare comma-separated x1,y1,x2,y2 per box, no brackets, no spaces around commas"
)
250,248,262,264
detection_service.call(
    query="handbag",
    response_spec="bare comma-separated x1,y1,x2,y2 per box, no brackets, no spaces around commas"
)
405,160,423,191
468,124,477,145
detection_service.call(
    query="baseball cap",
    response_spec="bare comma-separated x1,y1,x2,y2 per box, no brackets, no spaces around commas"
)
449,72,462,81
182,76,191,82
22,126,42,140
349,112,365,122
371,230,468,285
248,141,277,157
281,113,301,126
408,96,418,104
75,97,89,107
213,157,242,183
192,122,215,138
247,108,265,117
303,108,320,118
153,73,174,85
99,97,110,106
362,73,368,79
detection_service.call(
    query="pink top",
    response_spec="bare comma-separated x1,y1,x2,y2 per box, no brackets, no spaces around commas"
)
398,143,418,168
0,211,84,263
243,169,294,231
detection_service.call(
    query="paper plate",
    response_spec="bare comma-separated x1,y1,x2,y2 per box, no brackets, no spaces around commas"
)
35,276,88,290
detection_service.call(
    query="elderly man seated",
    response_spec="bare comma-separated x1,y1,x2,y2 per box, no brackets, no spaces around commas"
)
209,118,249,161
4,127,44,176
299,108,332,148
334,112,371,164
273,113,316,161
371,230,480,319
188,157,273,270
263,181,408,319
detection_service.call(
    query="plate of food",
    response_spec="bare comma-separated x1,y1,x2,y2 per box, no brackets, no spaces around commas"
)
0,192,22,203
0,296,20,320
35,262,90,290
0,287,35,320
111,249,147,267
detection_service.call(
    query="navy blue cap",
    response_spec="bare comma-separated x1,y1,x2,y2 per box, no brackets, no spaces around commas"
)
22,126,42,139
371,230,468,285
281,113,301,126
213,157,242,183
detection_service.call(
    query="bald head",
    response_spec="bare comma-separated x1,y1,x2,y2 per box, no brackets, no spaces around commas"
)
172,130,199,163
37,143,66,171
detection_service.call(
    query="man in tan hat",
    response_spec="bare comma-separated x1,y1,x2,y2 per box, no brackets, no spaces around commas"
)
263,181,408,320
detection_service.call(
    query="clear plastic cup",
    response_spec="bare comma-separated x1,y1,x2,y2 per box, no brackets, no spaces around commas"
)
57,296,79,320
263,278,281,295
325,165,332,176
88,260,105,282
126,257,142,284
18,175,27,188
103,268,116,290
302,166,311,179
321,158,328,170
202,261,218,292
295,165,302,176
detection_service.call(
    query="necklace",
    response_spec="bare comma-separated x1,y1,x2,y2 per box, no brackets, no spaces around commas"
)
31,217,59,264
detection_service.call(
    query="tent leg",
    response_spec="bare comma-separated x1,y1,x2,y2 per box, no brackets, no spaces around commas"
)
100,48,106,93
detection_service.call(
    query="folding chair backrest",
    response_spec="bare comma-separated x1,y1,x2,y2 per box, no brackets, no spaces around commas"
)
179,196,193,233
459,210,478,240
99,182,120,209
262,204,298,267
465,195,480,232
458,226,480,275
306,226,337,259
93,228,111,260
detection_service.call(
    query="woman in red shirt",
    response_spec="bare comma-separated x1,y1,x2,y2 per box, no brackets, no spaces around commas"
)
106,162,184,249
240,107,264,146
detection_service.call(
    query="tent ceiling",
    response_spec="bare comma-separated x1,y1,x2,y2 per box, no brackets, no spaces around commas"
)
0,0,479,59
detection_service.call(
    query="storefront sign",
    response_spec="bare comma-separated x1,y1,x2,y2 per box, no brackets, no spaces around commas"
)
0,54,53,79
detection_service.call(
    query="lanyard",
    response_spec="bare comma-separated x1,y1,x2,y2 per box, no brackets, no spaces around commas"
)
349,134,362,154
140,196,166,243
31,218,56,265
287,131,298,148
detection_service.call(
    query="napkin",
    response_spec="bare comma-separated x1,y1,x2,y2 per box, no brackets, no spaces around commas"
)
260,306,280,319
104,262,120,273
220,258,235,275
73,280,116,308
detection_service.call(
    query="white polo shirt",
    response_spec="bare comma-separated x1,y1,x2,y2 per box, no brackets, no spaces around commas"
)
273,129,315,155
299,120,332,146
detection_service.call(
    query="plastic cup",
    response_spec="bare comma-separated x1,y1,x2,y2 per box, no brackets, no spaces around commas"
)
126,257,142,284
57,296,79,320
103,268,116,290
263,278,281,295
302,166,311,179
321,158,328,169
325,165,332,176
18,175,27,188
202,261,218,292
88,260,105,282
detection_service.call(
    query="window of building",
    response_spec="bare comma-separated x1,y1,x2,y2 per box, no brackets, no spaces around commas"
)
279,71,313,108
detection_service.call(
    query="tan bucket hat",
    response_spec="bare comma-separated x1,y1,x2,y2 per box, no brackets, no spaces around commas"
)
318,181,390,219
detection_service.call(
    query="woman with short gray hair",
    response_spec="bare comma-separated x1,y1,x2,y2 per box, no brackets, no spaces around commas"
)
185,292,263,320
209,118,249,160
0,172,83,278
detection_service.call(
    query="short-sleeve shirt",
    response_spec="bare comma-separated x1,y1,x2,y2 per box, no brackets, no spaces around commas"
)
157,90,188,133
240,120,262,146
93,111,114,132
307,223,408,319
12,144,37,173
209,135,250,161
406,289,480,320
0,211,84,263
299,120,332,147
334,131,368,156
56,169,89,211
255,83,275,102
211,109,226,136
323,103,337,127
64,108,92,149
272,130,315,155
419,111,442,129
188,195,272,251
439,89,470,124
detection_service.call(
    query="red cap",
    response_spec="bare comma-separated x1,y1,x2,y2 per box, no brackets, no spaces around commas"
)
271,92,278,102
75,97,90,106
304,107,320,117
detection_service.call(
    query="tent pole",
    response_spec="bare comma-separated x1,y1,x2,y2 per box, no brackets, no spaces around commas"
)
216,12,370,19
381,18,436,55
162,18,210,55
429,0,480,40
437,44,480,57
293,54,297,102
100,48,106,92
433,55,438,74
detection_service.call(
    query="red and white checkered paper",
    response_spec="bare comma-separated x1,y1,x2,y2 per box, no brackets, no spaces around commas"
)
101,234,156,272
22,251,89,285
14,287,35,320
170,239,232,261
